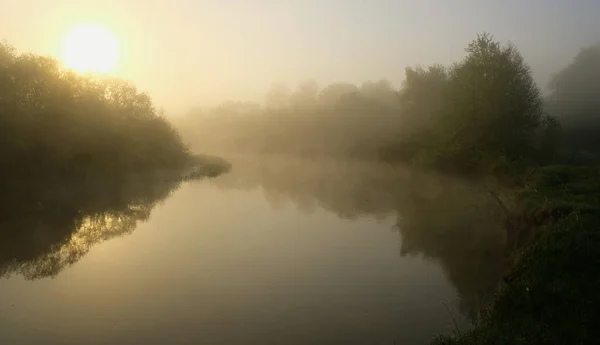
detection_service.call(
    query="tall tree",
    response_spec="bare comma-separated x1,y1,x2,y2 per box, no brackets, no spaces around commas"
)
441,33,545,169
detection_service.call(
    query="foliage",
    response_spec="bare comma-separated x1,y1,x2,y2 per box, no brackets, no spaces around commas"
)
0,41,231,278
397,34,547,173
0,41,193,189
433,165,600,344
179,34,558,174
545,44,600,159
178,78,403,160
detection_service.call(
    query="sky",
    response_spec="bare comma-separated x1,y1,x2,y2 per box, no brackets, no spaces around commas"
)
1,0,599,114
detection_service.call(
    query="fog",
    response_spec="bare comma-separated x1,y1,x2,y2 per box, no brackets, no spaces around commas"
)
3,2,600,344
545,44,600,155
211,155,510,321
2,1,600,113
175,79,405,160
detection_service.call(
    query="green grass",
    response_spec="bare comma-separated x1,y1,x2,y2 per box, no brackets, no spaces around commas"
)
434,165,600,345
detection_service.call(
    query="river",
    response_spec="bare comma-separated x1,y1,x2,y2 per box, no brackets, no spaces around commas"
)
0,155,509,344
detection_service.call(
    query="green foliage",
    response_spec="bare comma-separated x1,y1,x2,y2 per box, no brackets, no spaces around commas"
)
179,33,559,175
520,165,600,215
0,41,193,187
0,41,232,278
535,113,562,164
394,65,449,160
434,165,600,344
453,35,543,157
398,33,549,173
435,217,600,345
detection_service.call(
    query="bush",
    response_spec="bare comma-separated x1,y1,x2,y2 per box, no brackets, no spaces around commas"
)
0,41,192,188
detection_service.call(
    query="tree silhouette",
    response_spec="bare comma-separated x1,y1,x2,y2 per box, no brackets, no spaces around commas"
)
180,33,557,173
0,172,184,280
545,44,600,157
0,40,193,191
212,156,509,321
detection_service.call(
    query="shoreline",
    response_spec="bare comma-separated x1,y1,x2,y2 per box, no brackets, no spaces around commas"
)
434,165,600,344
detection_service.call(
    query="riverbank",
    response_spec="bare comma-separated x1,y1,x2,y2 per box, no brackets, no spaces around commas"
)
184,153,232,179
0,153,231,280
434,165,600,344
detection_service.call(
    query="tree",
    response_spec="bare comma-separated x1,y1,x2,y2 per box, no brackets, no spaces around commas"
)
445,34,544,164
0,41,192,184
397,34,547,171
359,79,398,107
289,80,319,108
317,83,358,106
264,82,291,109
394,65,449,160
545,44,600,155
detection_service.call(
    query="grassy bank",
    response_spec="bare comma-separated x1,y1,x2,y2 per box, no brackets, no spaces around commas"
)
434,165,600,344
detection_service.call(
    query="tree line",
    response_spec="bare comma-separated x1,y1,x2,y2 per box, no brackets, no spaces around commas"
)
0,40,233,279
179,33,600,175
0,40,193,193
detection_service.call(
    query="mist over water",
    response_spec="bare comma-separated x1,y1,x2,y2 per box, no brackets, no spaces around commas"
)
0,154,510,344
213,155,509,320
3,7,599,341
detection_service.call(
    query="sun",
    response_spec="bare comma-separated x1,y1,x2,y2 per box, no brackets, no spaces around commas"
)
61,23,120,73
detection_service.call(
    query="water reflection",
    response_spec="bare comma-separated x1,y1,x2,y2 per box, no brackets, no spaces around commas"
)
0,155,511,344
0,173,184,279
213,155,408,218
396,180,507,321
213,155,509,321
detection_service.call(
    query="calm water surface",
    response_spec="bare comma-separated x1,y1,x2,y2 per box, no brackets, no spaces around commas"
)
0,156,507,345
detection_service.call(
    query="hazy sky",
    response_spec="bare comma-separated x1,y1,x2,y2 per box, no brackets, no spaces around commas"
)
1,0,599,114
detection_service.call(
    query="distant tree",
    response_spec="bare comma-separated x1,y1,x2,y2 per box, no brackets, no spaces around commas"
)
317,83,359,106
545,44,600,155
443,33,544,166
536,113,562,163
178,33,555,170
264,82,292,109
289,80,319,108
396,34,547,171
359,79,398,106
382,65,449,161
213,101,261,117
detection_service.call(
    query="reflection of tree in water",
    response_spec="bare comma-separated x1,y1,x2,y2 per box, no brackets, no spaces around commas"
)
213,155,409,218
0,173,184,280
214,155,510,321
395,178,507,322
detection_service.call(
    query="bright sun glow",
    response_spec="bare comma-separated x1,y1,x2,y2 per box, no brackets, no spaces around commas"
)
61,23,120,73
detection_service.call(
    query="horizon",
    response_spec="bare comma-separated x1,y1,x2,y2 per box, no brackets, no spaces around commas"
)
2,0,599,115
